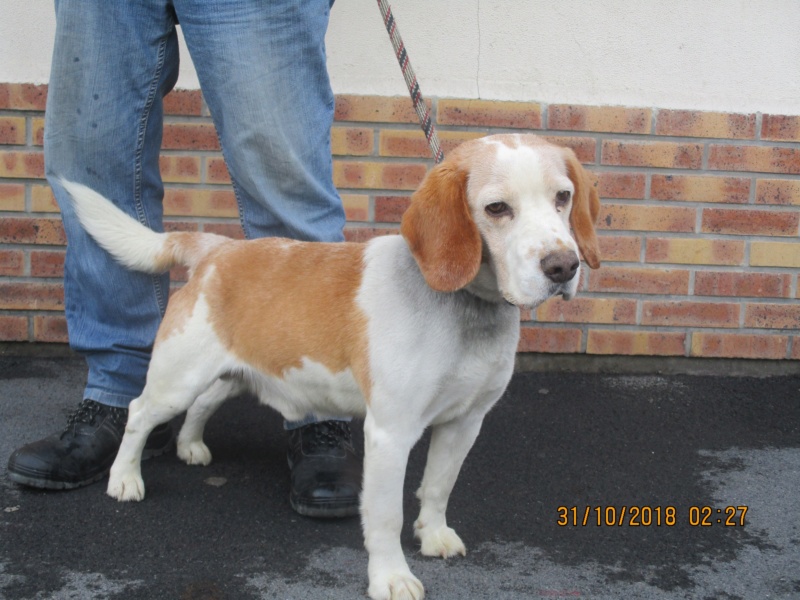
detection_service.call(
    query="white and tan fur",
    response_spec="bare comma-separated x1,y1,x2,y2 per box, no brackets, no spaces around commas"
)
60,134,600,600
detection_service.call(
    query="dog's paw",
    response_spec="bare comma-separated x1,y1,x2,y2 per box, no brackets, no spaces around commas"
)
414,522,466,559
368,569,425,600
177,440,212,466
107,472,145,502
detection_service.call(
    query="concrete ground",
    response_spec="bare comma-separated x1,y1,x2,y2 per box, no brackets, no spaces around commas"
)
1,354,799,600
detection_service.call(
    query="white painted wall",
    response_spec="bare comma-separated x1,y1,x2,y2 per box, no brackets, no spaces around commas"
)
3,0,799,113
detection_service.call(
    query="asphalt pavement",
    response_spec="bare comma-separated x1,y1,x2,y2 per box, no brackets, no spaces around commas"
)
1,354,799,600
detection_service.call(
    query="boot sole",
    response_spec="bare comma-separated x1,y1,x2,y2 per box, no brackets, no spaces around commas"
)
6,438,174,491
289,494,360,518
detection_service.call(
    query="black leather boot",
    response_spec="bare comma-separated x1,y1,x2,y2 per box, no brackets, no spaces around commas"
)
7,399,174,490
287,420,361,518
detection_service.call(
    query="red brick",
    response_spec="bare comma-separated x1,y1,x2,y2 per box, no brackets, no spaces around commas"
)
32,117,44,146
33,316,69,343
597,236,641,262
163,188,237,218
651,175,750,204
344,227,398,243
597,173,646,200
333,161,427,191
0,218,66,245
602,141,702,169
518,327,582,353
642,301,739,328
335,95,425,124
342,194,369,222
0,117,26,145
645,238,744,266
0,250,24,276
536,297,636,325
0,83,48,110
0,151,45,178
332,127,375,156
159,156,201,183
0,183,26,211
162,123,220,151
750,241,800,268
708,145,800,175
380,162,428,190
438,99,542,129
588,266,689,295
762,115,800,142
542,136,597,164
755,179,800,206
203,223,244,239
549,105,651,134
205,157,230,184
31,184,58,212
599,204,695,233
0,282,64,311
30,251,65,278
587,330,686,356
701,208,799,236
378,130,482,159
744,303,800,330
656,110,756,139
691,333,789,360
0,316,29,341
163,89,203,116
374,196,410,223
694,272,791,299
792,339,800,361
164,221,200,233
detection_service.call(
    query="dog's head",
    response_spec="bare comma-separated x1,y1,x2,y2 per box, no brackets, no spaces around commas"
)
400,134,601,309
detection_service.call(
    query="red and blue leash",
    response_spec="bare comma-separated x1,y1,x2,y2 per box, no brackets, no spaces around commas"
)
376,0,445,164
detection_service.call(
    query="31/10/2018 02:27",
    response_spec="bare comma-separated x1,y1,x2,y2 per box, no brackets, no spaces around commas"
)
556,505,748,527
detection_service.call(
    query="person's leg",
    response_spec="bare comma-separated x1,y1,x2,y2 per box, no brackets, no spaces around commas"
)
176,0,345,244
7,0,177,489
176,0,359,517
49,0,180,406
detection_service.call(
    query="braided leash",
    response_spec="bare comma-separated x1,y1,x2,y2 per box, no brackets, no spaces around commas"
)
376,0,444,164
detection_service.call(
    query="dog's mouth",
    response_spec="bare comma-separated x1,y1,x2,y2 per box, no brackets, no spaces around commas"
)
503,282,574,309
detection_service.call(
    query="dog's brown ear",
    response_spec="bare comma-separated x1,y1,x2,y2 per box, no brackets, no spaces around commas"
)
563,149,601,269
400,162,482,292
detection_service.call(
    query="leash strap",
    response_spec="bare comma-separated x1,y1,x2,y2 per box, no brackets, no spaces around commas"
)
376,0,445,164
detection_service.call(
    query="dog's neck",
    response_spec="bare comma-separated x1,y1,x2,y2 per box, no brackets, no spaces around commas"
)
463,260,506,306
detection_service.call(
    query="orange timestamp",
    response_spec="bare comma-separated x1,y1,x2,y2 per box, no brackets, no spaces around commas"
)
556,505,748,527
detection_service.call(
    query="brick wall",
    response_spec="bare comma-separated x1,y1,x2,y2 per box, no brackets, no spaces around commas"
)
1,83,799,360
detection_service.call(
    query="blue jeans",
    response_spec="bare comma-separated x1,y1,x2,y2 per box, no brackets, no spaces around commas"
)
45,0,346,428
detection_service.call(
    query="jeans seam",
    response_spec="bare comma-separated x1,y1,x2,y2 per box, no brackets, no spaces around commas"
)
134,36,169,313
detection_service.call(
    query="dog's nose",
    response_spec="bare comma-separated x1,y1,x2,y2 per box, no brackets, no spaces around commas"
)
541,250,580,284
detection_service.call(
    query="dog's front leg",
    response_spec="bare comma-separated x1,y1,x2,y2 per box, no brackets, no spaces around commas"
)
414,414,484,559
362,411,424,600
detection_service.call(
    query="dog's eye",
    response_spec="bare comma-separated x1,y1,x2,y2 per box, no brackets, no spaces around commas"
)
555,190,572,210
485,202,511,217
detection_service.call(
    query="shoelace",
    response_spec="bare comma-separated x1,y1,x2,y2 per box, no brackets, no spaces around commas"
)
305,421,353,450
64,399,127,431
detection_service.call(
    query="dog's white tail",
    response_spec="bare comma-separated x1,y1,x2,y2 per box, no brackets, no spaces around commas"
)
60,180,227,274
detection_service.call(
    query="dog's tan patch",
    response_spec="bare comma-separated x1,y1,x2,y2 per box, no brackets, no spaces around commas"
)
202,239,373,401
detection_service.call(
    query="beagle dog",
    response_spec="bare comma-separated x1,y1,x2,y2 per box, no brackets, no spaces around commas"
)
60,133,600,600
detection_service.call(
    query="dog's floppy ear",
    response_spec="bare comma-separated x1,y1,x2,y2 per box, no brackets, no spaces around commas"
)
400,162,482,292
563,149,601,269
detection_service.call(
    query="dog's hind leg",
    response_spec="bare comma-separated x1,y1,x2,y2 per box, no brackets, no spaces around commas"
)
106,387,189,502
107,338,227,501
177,376,243,466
